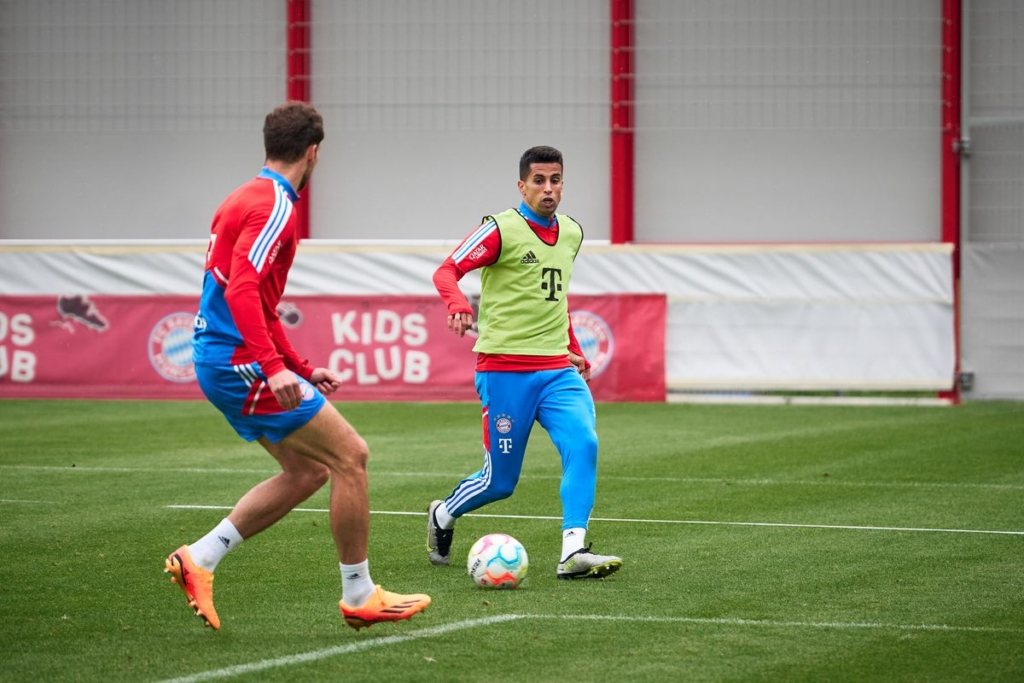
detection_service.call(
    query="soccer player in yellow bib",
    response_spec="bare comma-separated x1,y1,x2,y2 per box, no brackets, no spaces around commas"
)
428,146,623,580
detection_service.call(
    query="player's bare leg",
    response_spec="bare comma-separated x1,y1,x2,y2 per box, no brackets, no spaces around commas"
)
264,404,370,563
232,441,330,538
165,414,333,631
268,404,430,629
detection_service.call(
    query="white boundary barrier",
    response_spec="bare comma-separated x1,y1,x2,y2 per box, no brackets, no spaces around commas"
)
0,241,955,394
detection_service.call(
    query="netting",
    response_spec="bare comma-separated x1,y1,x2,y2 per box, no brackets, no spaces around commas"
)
965,0,1024,244
0,0,284,132
311,0,608,132
0,1,949,135
635,0,942,131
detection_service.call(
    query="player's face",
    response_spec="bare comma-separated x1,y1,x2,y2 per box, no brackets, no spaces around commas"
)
518,162,563,218
297,144,319,192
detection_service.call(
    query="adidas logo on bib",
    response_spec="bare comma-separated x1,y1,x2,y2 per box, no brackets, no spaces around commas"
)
520,251,539,264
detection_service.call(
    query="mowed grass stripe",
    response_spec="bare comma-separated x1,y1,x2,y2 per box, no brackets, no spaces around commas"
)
2,400,1021,682
532,614,1023,634
4,463,1023,491
156,613,1021,683
165,505,1024,536
155,615,525,683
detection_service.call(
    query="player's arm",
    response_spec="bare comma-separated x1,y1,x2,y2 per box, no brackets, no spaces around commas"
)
567,230,591,380
224,263,306,409
567,317,592,382
222,203,309,408
266,314,342,396
224,261,287,378
267,310,313,380
433,219,501,337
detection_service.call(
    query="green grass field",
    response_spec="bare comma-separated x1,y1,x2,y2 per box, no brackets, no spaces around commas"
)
2,399,1023,682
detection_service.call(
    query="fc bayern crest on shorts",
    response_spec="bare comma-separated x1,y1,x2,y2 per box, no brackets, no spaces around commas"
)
569,310,614,378
300,382,316,401
494,414,514,434
148,312,197,383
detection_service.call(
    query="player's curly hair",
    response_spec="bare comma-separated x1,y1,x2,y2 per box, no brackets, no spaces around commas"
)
263,102,325,163
519,145,563,180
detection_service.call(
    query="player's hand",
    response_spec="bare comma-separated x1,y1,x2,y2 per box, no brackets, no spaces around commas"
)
267,369,303,410
447,312,474,338
568,352,591,382
310,367,342,396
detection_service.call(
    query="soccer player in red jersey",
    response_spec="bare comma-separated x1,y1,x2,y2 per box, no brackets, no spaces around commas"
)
164,102,429,631
426,146,623,580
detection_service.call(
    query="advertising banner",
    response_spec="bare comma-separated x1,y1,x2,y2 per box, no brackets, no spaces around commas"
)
0,294,665,402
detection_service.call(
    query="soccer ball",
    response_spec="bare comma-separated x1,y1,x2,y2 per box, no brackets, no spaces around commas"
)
466,533,529,589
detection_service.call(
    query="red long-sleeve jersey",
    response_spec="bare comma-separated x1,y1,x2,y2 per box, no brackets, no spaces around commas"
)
192,167,313,381
433,202,589,372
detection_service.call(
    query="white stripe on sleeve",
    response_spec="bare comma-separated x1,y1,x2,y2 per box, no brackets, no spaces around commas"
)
452,219,497,263
248,184,293,272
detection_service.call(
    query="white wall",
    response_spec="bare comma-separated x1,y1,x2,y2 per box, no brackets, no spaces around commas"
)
0,243,956,392
0,0,283,240
1,131,263,240
1,0,943,244
308,0,610,240
634,0,942,242
959,0,1024,399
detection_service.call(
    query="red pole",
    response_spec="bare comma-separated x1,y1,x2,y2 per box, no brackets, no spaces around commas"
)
287,0,312,239
610,0,634,244
940,0,962,403
941,0,961,255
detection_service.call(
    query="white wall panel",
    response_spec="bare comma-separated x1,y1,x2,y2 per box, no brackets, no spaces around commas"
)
634,0,943,242
0,0,284,240
309,0,610,240
960,0,1024,399
0,243,955,391
2,1,946,245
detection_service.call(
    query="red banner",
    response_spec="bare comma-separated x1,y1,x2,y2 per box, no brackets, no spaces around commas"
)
0,294,665,402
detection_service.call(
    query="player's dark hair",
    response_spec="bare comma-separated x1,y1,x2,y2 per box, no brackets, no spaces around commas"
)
519,145,563,180
263,102,324,163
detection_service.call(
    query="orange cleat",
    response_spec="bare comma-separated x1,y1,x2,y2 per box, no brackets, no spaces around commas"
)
339,585,431,631
164,545,221,630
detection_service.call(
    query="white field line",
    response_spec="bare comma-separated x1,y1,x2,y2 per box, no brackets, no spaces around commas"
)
527,614,1023,634
155,612,1020,683
374,471,1024,492
0,498,50,504
154,614,524,683
5,464,1024,491
0,465,273,475
165,505,1024,536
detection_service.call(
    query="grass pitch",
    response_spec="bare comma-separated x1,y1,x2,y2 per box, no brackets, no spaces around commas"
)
1,399,1023,682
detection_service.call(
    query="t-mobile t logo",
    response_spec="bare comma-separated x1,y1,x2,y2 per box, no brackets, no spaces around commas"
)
498,438,513,454
541,267,563,301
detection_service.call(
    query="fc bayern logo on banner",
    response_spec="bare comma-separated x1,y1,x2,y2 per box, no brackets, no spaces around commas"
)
569,310,614,378
148,312,196,383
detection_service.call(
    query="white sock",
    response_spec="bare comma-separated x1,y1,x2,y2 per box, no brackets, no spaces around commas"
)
434,501,456,530
561,527,586,561
340,560,375,607
189,518,244,572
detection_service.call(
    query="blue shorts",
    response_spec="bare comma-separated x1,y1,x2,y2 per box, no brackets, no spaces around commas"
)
195,362,325,443
444,367,599,529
